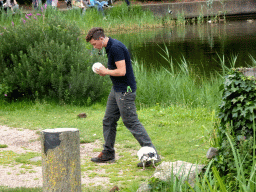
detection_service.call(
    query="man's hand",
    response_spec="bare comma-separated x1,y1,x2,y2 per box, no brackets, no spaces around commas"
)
96,60,126,77
96,66,108,76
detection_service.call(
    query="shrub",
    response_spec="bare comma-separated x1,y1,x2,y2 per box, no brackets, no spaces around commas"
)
0,13,111,104
213,68,256,189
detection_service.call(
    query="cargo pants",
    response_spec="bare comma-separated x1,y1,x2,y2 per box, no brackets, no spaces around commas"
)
102,87,155,155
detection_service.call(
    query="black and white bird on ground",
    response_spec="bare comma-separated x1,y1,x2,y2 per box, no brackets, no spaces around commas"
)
137,146,158,170
168,8,172,14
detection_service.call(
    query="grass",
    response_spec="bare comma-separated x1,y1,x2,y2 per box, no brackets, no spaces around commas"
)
0,3,173,33
0,144,8,148
0,100,215,191
0,187,42,192
143,132,256,192
0,5,255,191
1,54,255,191
0,101,214,163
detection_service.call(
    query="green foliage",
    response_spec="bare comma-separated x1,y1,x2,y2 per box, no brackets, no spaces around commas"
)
133,50,222,109
0,144,8,148
148,176,190,191
0,13,111,104
213,68,256,189
219,69,256,137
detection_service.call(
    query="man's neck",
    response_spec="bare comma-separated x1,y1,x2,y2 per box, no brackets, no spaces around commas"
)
102,37,109,48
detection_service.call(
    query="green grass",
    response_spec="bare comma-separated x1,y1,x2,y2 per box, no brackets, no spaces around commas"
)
0,144,8,148
0,100,215,191
0,54,254,191
0,186,42,192
146,132,256,192
15,152,41,166
0,6,255,191
0,101,213,163
0,4,172,33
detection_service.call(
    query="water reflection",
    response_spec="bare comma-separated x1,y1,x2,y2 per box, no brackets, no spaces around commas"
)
110,20,256,75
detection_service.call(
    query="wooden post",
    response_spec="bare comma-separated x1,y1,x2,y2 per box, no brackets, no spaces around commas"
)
41,128,81,192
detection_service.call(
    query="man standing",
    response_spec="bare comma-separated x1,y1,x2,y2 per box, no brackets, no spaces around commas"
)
85,27,160,167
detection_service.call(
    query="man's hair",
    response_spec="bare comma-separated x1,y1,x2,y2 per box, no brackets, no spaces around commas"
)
86,27,105,42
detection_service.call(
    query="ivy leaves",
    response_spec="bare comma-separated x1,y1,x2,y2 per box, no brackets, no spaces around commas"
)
213,68,256,185
219,69,256,136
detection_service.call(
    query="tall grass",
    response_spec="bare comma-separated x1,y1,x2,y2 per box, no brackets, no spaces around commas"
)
148,131,256,192
0,4,164,33
133,59,222,110
133,48,227,110
133,45,256,110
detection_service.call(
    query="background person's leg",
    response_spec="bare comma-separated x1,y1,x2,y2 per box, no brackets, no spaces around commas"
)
94,1,104,13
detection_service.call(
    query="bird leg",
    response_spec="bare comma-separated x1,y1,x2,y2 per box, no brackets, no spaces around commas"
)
152,160,156,168
143,161,146,170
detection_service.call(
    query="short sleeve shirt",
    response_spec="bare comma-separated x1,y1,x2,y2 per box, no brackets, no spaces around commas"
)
105,37,137,92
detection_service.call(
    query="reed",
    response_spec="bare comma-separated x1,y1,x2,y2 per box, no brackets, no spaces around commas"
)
132,43,241,110
137,46,256,110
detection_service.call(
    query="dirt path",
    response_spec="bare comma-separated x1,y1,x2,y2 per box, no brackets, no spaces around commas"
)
0,125,110,188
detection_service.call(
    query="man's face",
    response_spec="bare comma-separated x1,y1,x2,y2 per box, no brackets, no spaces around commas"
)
89,37,103,50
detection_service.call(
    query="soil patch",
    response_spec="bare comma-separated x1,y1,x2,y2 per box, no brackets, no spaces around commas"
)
0,125,111,188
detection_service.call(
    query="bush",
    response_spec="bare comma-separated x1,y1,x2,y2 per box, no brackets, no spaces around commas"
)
0,13,111,104
213,68,256,189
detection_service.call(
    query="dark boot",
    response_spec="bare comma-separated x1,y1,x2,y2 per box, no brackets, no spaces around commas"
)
91,152,115,163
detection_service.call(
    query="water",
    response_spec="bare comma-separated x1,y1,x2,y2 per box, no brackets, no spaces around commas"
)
110,20,256,75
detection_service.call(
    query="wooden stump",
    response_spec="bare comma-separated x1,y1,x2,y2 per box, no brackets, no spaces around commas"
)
41,128,81,192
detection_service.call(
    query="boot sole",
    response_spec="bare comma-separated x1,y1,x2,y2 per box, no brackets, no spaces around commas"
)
91,159,115,163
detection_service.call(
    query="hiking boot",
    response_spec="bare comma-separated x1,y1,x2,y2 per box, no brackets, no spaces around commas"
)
91,152,115,163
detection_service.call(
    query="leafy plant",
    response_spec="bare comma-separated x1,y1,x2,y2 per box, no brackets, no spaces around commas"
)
0,13,111,104
213,68,256,190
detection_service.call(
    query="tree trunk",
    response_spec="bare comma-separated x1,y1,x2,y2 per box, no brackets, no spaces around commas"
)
41,128,81,192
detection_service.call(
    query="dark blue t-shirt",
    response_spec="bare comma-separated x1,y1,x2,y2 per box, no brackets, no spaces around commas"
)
105,37,137,92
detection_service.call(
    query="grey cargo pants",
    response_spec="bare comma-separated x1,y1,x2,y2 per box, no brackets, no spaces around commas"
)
102,87,154,154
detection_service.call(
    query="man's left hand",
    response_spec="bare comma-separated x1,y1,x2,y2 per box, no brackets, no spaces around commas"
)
96,66,108,76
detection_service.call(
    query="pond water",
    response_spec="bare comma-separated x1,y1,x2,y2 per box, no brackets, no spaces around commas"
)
110,20,256,75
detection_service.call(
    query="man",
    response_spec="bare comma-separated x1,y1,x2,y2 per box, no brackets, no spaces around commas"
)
85,27,160,167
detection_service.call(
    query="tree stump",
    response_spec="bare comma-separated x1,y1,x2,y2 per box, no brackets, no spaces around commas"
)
41,128,81,192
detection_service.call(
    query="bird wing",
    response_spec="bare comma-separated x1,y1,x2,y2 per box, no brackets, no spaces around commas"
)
137,147,157,160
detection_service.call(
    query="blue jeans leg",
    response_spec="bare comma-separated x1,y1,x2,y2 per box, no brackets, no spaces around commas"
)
47,0,52,6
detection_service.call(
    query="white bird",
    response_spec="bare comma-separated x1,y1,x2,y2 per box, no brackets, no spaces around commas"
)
137,146,158,170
